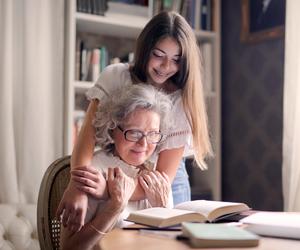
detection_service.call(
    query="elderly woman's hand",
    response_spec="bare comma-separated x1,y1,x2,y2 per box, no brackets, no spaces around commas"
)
139,170,171,207
71,165,107,199
107,167,136,211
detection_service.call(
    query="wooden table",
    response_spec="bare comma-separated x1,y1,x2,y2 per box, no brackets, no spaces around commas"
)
99,228,300,250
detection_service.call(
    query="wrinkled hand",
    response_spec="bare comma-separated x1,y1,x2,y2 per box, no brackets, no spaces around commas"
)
71,165,107,199
107,167,136,211
139,170,171,207
56,180,88,232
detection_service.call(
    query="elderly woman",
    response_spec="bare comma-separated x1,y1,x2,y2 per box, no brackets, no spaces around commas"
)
60,84,173,250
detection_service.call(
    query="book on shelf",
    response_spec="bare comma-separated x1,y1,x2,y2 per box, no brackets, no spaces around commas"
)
126,200,250,228
75,38,83,81
181,222,259,248
181,0,195,29
161,0,180,12
100,47,108,72
200,42,213,93
159,0,214,31
194,0,202,30
80,48,92,81
201,0,212,30
240,211,300,240
91,48,101,82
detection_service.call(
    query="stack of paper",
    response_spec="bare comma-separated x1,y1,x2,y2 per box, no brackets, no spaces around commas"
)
240,212,300,239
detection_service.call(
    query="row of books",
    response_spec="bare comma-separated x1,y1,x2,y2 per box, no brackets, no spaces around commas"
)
75,39,108,82
109,0,148,6
77,0,108,15
75,39,134,82
152,0,213,31
77,0,213,31
77,0,148,16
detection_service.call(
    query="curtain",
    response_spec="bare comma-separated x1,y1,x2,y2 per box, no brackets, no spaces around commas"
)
282,0,300,211
0,0,64,203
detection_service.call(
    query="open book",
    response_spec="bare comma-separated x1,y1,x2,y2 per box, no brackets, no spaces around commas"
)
126,200,250,228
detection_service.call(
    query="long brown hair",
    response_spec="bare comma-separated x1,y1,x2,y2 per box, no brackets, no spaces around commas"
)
131,11,212,169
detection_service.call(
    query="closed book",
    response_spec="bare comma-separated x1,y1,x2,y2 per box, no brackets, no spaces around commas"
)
240,212,300,239
126,200,250,228
201,42,213,93
91,48,100,82
181,222,260,248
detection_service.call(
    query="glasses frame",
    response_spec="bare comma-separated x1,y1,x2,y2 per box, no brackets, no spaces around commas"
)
117,126,163,144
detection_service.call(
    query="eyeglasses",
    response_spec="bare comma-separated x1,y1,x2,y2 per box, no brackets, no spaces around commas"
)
117,126,163,144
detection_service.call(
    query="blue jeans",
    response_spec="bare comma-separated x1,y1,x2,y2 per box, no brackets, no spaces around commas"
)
171,159,191,205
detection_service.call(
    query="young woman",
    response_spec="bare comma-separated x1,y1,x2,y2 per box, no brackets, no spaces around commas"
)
57,11,212,232
60,84,172,249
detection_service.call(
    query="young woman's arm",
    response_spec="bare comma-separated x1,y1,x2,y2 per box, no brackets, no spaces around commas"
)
60,168,135,250
155,147,185,180
60,200,121,250
71,99,98,166
56,100,105,232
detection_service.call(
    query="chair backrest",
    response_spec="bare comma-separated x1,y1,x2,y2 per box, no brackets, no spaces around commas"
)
37,155,71,250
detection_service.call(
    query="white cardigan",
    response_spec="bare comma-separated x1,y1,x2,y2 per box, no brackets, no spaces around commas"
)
84,151,173,228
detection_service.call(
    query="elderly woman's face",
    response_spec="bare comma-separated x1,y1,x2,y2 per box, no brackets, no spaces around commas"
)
112,108,160,166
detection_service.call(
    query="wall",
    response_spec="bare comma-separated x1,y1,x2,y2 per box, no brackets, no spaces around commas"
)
221,0,284,210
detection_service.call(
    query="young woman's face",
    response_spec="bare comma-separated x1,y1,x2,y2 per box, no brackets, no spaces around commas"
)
147,37,181,87
112,109,160,166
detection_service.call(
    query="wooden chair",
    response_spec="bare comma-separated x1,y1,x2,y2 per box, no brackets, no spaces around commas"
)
37,155,71,250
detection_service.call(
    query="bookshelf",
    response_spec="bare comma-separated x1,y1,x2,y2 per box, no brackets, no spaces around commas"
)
64,0,221,200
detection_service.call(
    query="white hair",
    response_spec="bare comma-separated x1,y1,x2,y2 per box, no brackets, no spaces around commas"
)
93,84,172,152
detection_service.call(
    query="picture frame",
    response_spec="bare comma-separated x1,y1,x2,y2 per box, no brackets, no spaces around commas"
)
240,0,285,43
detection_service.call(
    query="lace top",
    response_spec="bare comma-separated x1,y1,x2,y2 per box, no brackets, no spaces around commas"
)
86,63,194,165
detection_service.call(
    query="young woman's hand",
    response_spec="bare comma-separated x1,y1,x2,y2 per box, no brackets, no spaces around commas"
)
139,170,171,207
71,165,107,199
107,167,136,211
56,181,88,232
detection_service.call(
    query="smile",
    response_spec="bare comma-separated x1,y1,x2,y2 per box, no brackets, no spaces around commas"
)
154,69,168,77
131,150,146,154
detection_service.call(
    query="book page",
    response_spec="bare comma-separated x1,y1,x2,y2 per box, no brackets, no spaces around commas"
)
130,208,195,219
126,207,206,227
175,200,248,220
